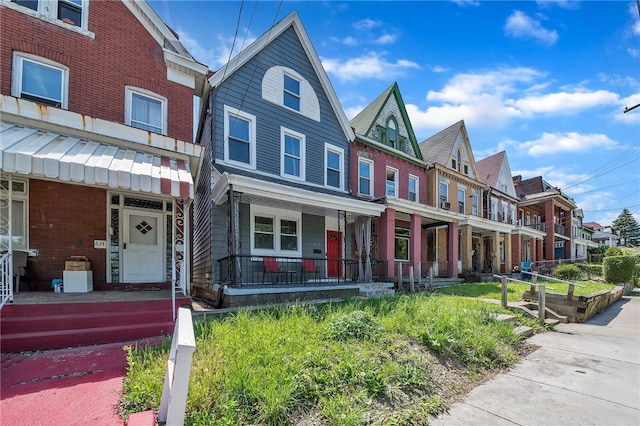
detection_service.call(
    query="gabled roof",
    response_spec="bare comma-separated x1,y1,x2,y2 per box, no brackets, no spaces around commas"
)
476,151,505,188
207,11,354,141
419,120,477,174
350,82,422,160
122,1,208,93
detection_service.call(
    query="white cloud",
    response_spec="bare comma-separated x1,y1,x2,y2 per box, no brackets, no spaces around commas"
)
517,132,617,156
322,53,421,82
452,0,480,6
428,65,449,73
353,18,382,31
342,36,359,47
176,29,256,69
374,33,399,45
344,105,365,120
504,11,558,45
511,90,619,114
512,166,589,190
615,93,640,123
536,0,580,10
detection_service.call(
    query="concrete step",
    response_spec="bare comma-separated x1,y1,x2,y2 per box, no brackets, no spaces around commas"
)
514,325,534,337
493,313,517,323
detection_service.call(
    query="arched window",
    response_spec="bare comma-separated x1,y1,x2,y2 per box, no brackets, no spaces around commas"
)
387,117,398,148
457,150,462,172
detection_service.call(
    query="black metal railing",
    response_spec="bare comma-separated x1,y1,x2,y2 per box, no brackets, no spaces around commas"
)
217,255,388,288
554,223,568,236
525,222,545,232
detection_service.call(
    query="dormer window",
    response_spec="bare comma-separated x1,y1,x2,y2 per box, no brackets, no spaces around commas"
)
283,74,300,111
457,150,462,172
387,117,398,148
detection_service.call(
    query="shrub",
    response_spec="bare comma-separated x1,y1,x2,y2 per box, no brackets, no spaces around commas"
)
554,264,581,281
575,263,603,279
323,310,384,341
604,246,623,257
603,256,636,283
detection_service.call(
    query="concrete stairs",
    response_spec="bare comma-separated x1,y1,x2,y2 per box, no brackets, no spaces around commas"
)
491,312,534,337
359,282,395,298
0,297,191,353
508,301,568,324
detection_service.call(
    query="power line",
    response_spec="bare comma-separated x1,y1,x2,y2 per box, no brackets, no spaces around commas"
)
583,204,640,213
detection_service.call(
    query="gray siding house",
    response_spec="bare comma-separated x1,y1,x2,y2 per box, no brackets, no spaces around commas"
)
192,12,385,307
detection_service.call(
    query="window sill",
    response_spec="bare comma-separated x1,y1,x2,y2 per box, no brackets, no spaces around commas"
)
3,2,95,39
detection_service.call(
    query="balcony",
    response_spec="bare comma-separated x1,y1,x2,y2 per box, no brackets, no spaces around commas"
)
554,223,569,237
217,255,388,288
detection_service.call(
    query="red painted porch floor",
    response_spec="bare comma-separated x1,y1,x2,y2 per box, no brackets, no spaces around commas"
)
0,338,160,426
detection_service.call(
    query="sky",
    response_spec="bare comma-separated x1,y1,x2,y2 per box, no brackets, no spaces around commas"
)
149,0,640,227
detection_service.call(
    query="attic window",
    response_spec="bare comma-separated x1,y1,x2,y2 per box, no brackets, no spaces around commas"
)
464,165,468,174
457,150,462,172
387,117,398,148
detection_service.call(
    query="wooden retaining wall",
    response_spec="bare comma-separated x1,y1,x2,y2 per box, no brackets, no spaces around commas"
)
522,286,624,323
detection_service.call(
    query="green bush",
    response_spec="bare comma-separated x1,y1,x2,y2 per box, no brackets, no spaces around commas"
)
604,246,623,257
323,310,384,341
603,256,636,283
554,264,581,281
575,263,603,279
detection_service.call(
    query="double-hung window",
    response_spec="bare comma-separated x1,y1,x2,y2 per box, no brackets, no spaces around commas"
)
386,167,398,198
471,194,479,216
126,87,166,134
281,127,305,180
325,144,343,190
251,206,301,255
0,178,28,250
439,181,448,207
12,53,68,108
10,0,88,30
457,188,465,214
358,158,373,196
283,74,301,111
224,105,256,169
408,175,418,202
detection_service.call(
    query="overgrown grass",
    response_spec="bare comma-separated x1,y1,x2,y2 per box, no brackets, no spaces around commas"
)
433,280,616,302
120,295,532,425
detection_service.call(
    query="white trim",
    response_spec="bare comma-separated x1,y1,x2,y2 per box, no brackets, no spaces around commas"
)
324,143,344,191
11,52,69,109
125,86,167,135
358,157,374,197
2,0,94,36
212,172,386,216
439,181,449,203
208,11,354,141
385,166,398,198
408,174,419,203
250,205,302,256
280,126,306,181
457,187,466,214
223,105,256,170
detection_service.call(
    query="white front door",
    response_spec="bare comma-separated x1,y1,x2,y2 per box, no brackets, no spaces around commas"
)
123,209,164,282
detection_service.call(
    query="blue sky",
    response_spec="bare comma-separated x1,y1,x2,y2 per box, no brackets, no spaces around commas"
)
149,0,640,227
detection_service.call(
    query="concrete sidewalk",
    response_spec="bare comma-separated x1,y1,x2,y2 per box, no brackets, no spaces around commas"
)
432,294,640,426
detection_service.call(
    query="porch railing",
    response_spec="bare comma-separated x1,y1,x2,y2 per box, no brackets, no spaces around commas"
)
1,252,13,309
217,255,387,288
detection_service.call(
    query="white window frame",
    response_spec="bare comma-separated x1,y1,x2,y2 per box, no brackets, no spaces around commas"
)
471,194,479,216
224,105,256,170
250,205,302,256
457,188,466,214
324,144,344,190
386,166,398,198
125,87,167,135
394,226,410,262
408,174,418,202
491,198,499,221
7,0,90,32
439,181,449,206
280,127,306,181
12,52,69,109
283,72,301,112
0,178,29,250
358,158,373,197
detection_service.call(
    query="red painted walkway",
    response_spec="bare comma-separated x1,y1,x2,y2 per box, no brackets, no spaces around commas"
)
1,340,158,426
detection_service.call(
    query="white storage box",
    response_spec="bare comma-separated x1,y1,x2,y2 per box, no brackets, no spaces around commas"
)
62,271,93,293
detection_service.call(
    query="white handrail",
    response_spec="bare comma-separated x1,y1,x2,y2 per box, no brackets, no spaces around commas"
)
1,252,13,310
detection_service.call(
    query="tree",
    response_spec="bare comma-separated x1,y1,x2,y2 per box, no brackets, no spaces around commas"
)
612,209,640,247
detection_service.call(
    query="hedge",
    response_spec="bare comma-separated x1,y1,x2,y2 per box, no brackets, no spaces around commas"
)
603,256,635,284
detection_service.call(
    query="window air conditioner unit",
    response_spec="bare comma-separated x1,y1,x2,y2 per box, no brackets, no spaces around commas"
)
440,201,450,210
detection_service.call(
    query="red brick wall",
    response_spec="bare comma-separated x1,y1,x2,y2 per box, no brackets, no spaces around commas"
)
28,180,107,290
0,2,194,142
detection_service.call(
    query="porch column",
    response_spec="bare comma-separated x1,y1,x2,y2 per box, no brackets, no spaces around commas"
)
536,238,544,263
504,231,512,273
379,208,396,279
491,231,500,273
544,200,555,261
460,224,472,274
511,233,521,270
447,222,459,278
409,214,421,271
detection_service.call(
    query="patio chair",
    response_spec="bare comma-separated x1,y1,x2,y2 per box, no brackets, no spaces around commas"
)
12,250,31,293
301,259,319,282
262,257,286,284
520,262,533,280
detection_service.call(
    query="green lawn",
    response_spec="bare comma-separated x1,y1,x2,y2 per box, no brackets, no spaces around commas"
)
433,281,616,302
120,294,540,425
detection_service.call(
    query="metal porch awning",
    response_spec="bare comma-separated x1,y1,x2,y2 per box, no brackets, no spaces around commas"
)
0,123,194,198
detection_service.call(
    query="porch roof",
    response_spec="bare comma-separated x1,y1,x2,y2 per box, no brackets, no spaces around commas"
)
0,122,194,199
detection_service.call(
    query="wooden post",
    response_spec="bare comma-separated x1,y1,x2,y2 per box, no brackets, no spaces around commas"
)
530,273,538,294
567,283,574,300
538,284,546,327
428,267,433,291
416,262,422,288
409,266,415,293
501,275,508,309
397,263,403,291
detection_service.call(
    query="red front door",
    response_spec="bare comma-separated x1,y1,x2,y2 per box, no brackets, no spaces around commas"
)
326,230,342,277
